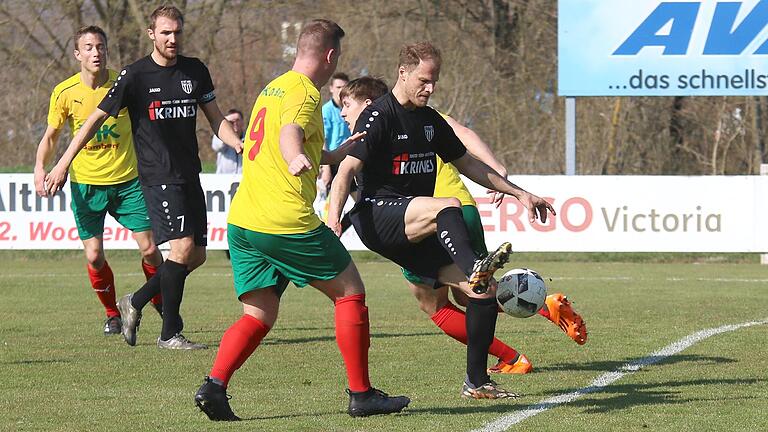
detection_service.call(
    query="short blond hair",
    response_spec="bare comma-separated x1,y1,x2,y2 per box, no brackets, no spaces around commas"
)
398,42,441,70
297,19,345,56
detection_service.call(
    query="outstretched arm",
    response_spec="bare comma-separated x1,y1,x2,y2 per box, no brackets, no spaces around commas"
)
44,109,110,196
201,100,243,154
327,156,363,236
444,114,506,176
451,153,555,223
320,131,366,165
444,114,507,206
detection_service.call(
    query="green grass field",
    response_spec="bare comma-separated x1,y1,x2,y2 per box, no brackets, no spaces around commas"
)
1,251,766,431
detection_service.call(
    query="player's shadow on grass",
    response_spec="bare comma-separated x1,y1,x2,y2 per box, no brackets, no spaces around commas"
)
187,329,440,348
534,353,736,373
407,403,523,416
3,359,70,365
235,410,414,421
546,377,765,414
263,331,438,346
215,377,766,421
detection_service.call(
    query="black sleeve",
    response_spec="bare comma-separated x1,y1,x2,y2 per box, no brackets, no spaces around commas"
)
198,61,216,104
433,111,466,163
98,67,133,118
348,105,387,163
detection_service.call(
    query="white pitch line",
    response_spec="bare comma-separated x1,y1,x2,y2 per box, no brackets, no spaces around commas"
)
473,318,768,432
555,276,768,283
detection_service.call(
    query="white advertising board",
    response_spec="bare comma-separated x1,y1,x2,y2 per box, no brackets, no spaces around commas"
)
0,174,765,252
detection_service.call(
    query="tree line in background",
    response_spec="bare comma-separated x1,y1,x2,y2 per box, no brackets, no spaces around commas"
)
1,0,765,175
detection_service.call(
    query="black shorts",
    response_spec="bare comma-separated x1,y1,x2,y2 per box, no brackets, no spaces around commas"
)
349,197,453,288
142,182,208,246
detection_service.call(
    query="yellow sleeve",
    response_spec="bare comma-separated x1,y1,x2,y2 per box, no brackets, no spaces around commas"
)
47,88,68,130
281,83,320,137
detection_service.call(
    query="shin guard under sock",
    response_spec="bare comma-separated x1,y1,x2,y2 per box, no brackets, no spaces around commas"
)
431,302,519,363
210,314,270,387
334,294,371,392
141,261,163,307
159,260,188,340
87,262,119,317
465,297,499,387
131,262,164,310
436,206,477,277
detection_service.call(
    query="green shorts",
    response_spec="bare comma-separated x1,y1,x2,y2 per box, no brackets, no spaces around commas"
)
402,205,488,285
70,178,152,240
228,223,352,298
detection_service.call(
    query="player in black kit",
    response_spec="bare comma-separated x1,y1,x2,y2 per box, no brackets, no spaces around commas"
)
46,6,243,350
327,42,555,399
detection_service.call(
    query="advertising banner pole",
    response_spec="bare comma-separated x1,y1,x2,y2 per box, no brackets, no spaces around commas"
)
762,164,768,265
565,96,576,175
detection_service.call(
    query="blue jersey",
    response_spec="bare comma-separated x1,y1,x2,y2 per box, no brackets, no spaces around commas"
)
322,99,350,151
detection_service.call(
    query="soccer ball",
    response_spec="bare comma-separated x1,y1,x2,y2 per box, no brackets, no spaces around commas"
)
496,268,547,318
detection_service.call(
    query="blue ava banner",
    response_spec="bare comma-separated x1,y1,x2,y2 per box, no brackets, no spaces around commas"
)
558,0,768,96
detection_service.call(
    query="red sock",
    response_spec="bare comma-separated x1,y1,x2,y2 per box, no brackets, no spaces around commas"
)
142,261,163,306
334,294,371,392
210,314,270,387
431,302,519,363
87,262,119,317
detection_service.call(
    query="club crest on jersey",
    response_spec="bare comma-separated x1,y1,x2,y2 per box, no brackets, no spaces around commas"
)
180,80,193,94
424,125,434,142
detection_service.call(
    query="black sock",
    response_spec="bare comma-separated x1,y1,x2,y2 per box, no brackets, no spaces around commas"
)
160,260,188,340
131,263,164,310
466,296,498,388
436,206,477,277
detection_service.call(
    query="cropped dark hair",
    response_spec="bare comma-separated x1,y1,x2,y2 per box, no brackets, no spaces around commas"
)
340,76,389,102
150,5,184,29
74,25,107,49
331,72,350,82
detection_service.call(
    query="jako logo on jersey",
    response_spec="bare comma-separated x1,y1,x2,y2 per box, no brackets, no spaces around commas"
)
391,152,435,175
148,101,196,121
424,125,434,142
181,80,193,94
149,87,161,93
614,2,768,55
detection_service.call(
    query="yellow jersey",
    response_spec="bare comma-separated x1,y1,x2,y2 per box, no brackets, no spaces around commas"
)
433,112,476,206
228,71,324,234
434,158,476,206
47,70,137,185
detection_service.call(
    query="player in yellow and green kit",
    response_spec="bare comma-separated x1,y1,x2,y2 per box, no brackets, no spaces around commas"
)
34,26,163,335
194,19,409,422
338,76,587,379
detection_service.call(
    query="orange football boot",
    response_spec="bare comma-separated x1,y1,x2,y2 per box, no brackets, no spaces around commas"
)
488,354,533,374
544,293,587,345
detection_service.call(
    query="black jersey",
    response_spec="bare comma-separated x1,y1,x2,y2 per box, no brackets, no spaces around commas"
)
348,92,466,199
99,55,215,186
